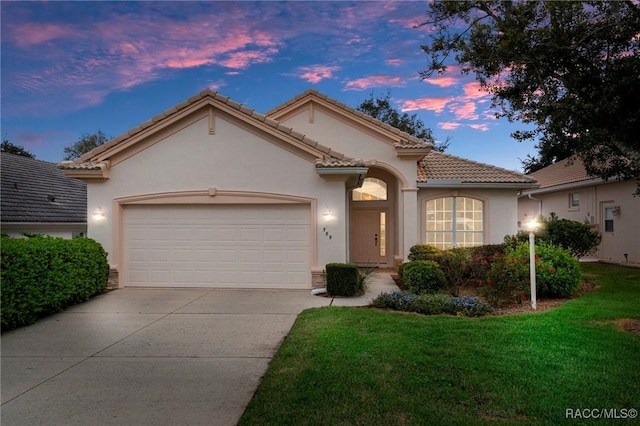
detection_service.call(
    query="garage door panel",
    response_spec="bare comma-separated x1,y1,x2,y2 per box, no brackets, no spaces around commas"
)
124,204,311,288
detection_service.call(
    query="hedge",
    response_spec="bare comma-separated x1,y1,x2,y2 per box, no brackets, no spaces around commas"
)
326,263,361,296
1,236,109,330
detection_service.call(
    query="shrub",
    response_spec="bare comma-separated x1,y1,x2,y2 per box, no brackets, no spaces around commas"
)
408,244,441,261
1,236,109,330
371,291,492,317
436,248,473,296
480,254,530,307
400,260,446,294
326,263,361,296
467,244,506,284
508,242,582,298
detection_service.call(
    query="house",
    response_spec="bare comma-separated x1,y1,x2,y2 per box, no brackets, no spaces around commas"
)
59,89,538,289
518,158,639,263
1,152,87,238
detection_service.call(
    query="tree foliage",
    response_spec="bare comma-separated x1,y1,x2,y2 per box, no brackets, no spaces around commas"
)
418,1,640,187
63,130,110,161
357,91,449,152
1,138,35,158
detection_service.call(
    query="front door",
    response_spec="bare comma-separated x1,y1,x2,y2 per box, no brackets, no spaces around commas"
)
351,209,387,265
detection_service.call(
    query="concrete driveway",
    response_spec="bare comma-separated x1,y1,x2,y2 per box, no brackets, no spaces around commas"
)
1,273,397,425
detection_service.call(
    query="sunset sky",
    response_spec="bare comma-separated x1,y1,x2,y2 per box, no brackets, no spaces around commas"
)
1,1,537,171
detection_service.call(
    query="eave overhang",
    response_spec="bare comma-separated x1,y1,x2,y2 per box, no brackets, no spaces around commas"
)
418,180,540,189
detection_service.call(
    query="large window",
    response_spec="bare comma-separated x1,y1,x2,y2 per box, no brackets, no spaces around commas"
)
352,178,387,201
425,196,483,249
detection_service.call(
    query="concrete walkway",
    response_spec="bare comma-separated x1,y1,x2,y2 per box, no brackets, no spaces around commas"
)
1,272,397,426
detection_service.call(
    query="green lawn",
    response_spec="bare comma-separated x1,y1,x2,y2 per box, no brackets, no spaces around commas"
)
239,263,640,426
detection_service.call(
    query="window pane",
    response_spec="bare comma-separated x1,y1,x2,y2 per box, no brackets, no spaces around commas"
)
352,178,387,201
426,196,483,249
380,212,386,256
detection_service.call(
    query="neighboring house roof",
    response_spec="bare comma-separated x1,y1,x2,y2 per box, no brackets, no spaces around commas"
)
527,157,593,189
266,89,433,149
59,90,359,176
1,152,86,223
417,151,538,188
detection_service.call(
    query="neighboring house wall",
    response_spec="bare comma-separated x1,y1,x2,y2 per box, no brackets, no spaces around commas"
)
518,179,639,262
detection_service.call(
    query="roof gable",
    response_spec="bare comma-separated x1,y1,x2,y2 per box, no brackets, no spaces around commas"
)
60,90,356,178
266,89,433,150
1,153,86,223
418,151,538,188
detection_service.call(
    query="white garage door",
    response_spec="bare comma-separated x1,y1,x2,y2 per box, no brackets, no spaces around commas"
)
123,204,311,288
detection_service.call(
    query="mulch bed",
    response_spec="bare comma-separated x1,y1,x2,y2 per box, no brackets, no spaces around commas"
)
390,274,598,316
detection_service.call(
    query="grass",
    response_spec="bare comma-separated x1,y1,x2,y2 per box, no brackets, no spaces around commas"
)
239,263,640,425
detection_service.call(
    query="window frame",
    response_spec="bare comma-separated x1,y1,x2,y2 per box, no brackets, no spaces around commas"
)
424,195,485,249
569,193,580,209
352,177,388,202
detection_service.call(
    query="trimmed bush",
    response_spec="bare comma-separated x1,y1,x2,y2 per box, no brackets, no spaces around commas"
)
372,291,492,317
1,236,109,330
408,244,441,261
508,241,582,298
436,248,473,297
326,263,361,296
400,260,446,294
481,253,530,307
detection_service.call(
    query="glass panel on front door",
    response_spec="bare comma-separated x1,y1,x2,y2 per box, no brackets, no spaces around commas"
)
380,211,386,256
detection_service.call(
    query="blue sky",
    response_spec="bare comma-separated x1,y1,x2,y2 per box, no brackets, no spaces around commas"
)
1,1,538,171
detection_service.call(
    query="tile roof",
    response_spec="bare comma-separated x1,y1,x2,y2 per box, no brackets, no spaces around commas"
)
60,89,353,170
1,153,87,223
527,157,592,189
267,89,434,148
315,156,367,168
418,151,538,185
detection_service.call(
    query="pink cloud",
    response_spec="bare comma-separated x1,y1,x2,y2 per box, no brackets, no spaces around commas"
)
462,81,488,99
385,58,402,67
344,75,405,91
218,49,277,69
438,121,462,130
469,123,489,131
208,80,227,91
295,65,340,84
400,97,451,113
450,101,478,120
11,23,76,46
424,76,460,87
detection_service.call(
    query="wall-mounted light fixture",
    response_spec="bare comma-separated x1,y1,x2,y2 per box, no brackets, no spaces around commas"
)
322,208,335,222
612,206,621,216
92,207,106,222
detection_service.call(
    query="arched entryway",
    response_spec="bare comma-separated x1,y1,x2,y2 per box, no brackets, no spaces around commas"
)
349,167,398,267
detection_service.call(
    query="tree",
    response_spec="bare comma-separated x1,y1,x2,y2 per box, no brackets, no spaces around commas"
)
1,138,35,158
418,1,640,189
63,130,110,161
357,91,449,152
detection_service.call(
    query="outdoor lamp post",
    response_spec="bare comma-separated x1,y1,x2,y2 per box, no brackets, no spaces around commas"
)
525,219,539,310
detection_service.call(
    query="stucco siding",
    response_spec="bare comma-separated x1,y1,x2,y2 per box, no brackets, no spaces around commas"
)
278,106,418,187
87,116,348,270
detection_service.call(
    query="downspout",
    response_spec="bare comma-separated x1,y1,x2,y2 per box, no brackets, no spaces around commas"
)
528,193,542,218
